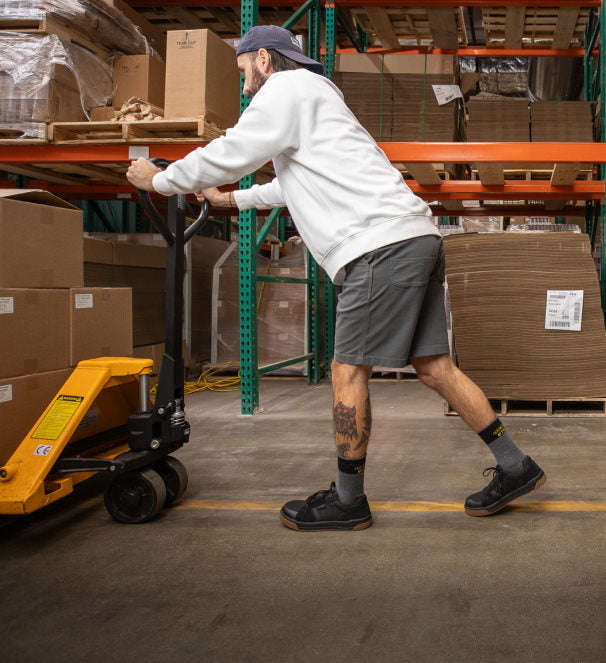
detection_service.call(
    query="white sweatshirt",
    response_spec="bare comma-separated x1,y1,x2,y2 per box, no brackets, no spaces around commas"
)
153,68,438,284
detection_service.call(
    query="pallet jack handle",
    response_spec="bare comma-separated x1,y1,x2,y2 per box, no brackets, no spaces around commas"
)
136,158,211,247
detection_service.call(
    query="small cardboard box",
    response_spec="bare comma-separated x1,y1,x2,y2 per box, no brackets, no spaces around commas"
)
113,54,166,109
69,287,133,366
164,29,239,128
0,369,71,466
0,190,83,288
90,106,116,121
0,289,70,379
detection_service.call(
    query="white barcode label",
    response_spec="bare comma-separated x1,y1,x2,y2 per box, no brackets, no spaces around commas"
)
0,297,14,314
545,290,583,331
0,384,12,403
432,85,463,106
75,293,94,309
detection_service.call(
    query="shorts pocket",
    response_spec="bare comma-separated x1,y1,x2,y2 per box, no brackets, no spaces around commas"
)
390,256,436,288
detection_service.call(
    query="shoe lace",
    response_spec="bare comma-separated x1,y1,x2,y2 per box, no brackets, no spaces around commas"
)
306,482,336,506
482,466,504,490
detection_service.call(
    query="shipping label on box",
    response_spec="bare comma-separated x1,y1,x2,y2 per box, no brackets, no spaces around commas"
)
545,290,584,331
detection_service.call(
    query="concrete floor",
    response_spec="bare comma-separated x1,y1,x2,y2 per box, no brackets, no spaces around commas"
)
2,377,606,662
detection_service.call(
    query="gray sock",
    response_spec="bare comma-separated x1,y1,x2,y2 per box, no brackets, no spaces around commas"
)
336,455,366,504
478,418,526,474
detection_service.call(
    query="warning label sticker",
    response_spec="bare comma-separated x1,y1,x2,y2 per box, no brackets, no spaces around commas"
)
31,395,84,441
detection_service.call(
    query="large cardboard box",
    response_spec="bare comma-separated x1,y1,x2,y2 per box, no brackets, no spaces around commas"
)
0,369,71,466
164,29,239,128
0,190,83,288
113,54,166,109
69,287,133,366
0,289,70,379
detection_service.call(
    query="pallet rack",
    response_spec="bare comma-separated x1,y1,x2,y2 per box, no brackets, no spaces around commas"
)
0,1,605,415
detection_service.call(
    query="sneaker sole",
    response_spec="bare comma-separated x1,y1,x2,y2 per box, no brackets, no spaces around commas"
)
279,510,373,532
465,471,546,517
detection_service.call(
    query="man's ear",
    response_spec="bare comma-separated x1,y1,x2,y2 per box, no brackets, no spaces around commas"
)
257,48,273,74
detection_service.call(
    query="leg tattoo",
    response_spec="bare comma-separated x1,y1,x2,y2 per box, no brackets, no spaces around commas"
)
334,401,358,445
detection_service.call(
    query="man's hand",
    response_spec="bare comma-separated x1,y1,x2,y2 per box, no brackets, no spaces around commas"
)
126,157,161,191
195,187,235,207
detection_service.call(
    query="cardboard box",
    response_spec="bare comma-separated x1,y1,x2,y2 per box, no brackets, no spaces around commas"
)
69,287,133,366
90,106,116,121
164,29,239,128
0,190,83,288
83,237,166,346
0,369,71,466
113,54,166,109
0,289,70,379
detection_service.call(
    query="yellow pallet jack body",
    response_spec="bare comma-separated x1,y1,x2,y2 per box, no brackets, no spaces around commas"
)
0,358,152,515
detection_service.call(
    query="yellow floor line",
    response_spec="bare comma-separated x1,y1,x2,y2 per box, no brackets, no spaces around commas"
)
175,499,606,513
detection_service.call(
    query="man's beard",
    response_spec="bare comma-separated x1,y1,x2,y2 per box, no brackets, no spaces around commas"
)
247,63,270,98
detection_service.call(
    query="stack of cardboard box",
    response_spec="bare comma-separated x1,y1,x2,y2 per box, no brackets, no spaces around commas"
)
0,191,132,465
444,232,606,399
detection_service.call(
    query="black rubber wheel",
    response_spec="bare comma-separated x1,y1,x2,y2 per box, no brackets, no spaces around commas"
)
104,468,167,523
154,456,188,507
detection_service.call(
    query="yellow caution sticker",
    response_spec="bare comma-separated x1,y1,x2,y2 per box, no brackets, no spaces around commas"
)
31,395,84,441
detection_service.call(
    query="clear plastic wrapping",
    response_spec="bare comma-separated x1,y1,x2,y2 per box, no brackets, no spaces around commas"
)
0,0,150,55
507,223,582,233
0,32,113,127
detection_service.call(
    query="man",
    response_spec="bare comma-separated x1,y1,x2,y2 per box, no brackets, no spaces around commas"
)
127,25,546,531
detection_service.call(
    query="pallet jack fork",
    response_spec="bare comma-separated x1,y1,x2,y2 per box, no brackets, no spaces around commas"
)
0,160,210,523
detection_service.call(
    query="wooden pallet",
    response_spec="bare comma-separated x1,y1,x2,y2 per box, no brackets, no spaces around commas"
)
0,123,47,144
445,398,606,417
49,119,226,144
482,7,590,49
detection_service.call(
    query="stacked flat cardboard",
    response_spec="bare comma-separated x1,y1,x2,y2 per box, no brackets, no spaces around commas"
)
164,29,239,129
0,191,133,466
531,101,594,142
392,74,457,141
333,54,458,142
466,95,530,141
212,241,307,373
444,232,606,399
331,71,392,140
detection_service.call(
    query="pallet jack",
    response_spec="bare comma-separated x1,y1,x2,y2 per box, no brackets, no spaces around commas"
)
0,159,210,523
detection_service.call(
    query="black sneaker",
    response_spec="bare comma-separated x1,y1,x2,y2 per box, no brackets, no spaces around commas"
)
280,482,373,531
465,455,546,517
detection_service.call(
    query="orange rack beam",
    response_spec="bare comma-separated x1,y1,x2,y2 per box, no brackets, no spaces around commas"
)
128,0,601,6
2,143,605,165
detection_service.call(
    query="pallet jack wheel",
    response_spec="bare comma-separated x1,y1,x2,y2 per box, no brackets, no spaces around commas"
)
154,456,188,507
104,468,167,524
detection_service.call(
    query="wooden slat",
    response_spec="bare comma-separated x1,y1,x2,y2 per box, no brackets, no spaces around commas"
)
0,163,83,186
426,7,459,49
476,163,504,186
364,7,400,49
404,163,441,185
552,7,581,49
505,7,525,49
551,162,581,186
50,122,125,143
440,200,464,212
53,164,127,185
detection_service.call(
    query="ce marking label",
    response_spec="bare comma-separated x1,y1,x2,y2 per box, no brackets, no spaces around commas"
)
34,445,53,456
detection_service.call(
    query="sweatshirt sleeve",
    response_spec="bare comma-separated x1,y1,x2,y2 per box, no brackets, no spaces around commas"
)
235,177,285,210
153,75,299,196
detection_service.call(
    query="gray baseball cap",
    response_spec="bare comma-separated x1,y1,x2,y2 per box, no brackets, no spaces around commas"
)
236,25,324,76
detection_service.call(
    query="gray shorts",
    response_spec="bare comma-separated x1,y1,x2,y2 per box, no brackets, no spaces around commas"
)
334,235,450,367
